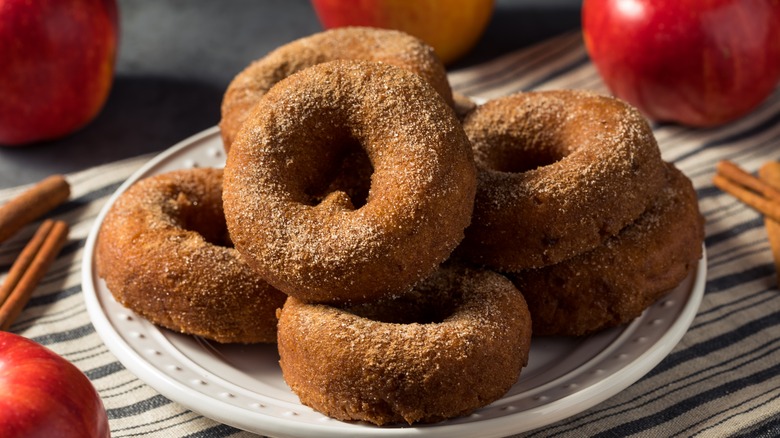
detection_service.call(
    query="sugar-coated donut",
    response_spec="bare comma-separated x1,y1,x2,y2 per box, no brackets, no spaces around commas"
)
508,163,704,336
276,265,532,425
457,90,667,271
223,60,476,304
95,168,287,344
220,27,454,151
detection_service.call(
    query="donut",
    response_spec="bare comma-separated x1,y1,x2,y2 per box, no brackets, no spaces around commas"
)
508,163,704,336
223,60,477,304
220,27,454,151
457,90,667,271
95,168,287,344
276,265,532,425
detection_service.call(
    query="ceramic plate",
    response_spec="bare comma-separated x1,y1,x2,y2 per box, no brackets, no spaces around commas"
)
82,126,707,438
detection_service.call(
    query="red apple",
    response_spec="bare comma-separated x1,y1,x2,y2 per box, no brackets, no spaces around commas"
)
0,0,119,146
310,0,494,65
583,0,780,127
0,331,109,437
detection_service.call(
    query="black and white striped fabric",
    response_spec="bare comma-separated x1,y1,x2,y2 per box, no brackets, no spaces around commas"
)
2,32,780,437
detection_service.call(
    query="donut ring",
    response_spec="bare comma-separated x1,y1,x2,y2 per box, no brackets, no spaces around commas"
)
223,60,476,304
508,163,704,336
276,265,532,425
220,27,454,151
95,168,287,344
457,90,667,271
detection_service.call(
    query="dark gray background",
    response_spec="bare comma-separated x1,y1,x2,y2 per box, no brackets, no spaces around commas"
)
0,0,581,188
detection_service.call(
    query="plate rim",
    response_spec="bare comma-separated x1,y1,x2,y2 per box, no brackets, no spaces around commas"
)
81,126,707,438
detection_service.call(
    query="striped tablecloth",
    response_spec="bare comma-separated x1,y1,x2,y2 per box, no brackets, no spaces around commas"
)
2,32,780,437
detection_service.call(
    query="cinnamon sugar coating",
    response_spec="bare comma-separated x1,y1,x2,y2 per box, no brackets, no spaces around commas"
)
457,90,667,270
220,27,453,151
223,60,476,304
508,163,704,336
276,265,532,425
95,168,286,343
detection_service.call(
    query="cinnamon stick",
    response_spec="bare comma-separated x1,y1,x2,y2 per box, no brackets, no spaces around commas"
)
0,219,55,305
759,162,780,286
0,220,69,330
0,175,70,244
717,160,780,203
713,173,780,223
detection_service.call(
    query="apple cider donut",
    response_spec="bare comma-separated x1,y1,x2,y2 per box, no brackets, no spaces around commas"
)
276,265,532,425
223,60,476,304
508,163,704,336
220,27,454,151
95,168,287,344
457,90,667,271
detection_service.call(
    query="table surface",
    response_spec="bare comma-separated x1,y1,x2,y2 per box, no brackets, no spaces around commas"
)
0,0,581,189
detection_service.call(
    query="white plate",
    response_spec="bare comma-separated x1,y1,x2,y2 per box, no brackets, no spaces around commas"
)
82,126,707,438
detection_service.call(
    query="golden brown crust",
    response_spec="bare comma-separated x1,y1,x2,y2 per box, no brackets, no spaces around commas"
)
508,163,704,336
95,168,287,344
276,265,532,425
457,90,667,270
223,60,476,304
220,27,454,151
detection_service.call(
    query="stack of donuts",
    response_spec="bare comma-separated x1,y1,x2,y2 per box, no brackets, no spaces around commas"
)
457,91,705,336
95,27,704,426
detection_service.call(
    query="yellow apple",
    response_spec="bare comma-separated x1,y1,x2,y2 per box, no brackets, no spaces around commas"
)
310,0,495,64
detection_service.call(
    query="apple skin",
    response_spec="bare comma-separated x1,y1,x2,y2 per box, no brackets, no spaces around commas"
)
583,0,780,127
310,0,494,65
0,0,119,146
0,332,109,438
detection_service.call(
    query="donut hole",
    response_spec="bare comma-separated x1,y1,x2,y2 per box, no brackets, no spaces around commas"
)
475,134,569,173
345,289,460,325
304,137,374,209
172,192,233,247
